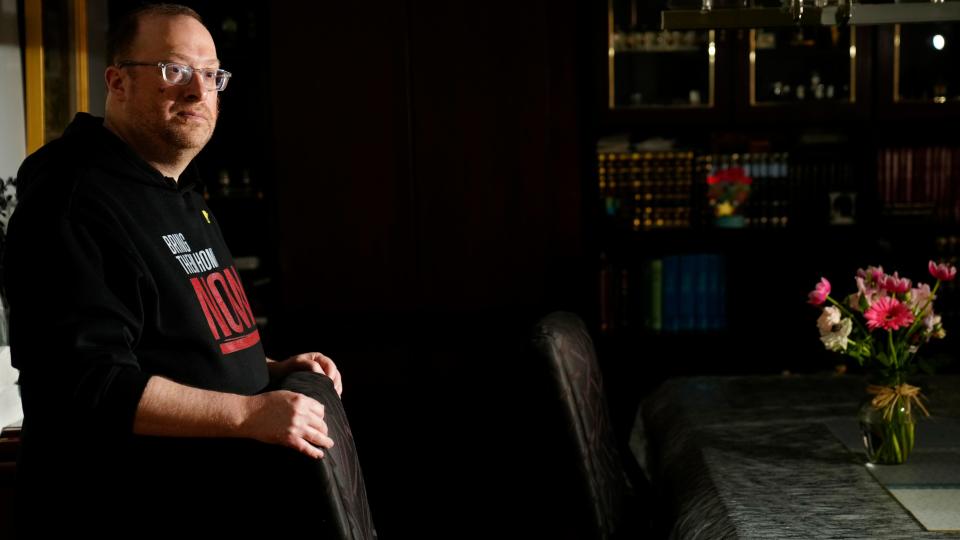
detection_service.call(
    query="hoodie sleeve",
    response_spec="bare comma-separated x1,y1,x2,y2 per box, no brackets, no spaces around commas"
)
5,186,152,437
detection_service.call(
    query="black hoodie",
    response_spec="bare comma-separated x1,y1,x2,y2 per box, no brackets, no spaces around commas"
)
4,113,268,499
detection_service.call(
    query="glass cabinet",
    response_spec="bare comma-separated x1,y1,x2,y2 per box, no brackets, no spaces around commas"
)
894,23,959,103
750,26,856,105
608,0,715,109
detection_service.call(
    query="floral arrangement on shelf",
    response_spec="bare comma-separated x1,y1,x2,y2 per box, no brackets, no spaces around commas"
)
706,167,751,227
807,260,956,464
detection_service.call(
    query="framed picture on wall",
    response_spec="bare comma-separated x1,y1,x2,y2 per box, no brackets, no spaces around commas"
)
23,0,91,154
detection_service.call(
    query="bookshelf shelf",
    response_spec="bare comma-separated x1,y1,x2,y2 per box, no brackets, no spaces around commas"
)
613,46,702,54
596,4,960,382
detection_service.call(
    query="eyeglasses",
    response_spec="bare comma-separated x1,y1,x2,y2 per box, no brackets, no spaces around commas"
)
117,61,232,92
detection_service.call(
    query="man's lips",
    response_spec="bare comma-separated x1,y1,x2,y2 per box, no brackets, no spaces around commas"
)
176,110,209,121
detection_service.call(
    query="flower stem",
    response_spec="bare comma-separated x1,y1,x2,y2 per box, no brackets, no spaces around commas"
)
890,429,902,462
888,330,898,370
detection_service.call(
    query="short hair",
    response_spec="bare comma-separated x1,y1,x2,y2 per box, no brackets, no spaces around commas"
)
107,3,206,64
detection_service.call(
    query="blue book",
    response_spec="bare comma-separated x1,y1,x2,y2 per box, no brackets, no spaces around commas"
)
716,255,728,330
662,256,680,333
679,255,696,331
644,259,663,332
705,254,722,331
693,254,709,331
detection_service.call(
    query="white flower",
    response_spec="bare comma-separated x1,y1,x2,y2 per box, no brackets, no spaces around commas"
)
909,283,934,317
820,318,852,352
848,276,885,312
817,306,841,335
924,313,946,340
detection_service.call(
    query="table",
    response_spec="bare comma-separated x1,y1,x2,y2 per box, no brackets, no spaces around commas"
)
635,375,960,539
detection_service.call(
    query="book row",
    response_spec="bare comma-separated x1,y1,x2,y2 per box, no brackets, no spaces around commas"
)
600,253,726,334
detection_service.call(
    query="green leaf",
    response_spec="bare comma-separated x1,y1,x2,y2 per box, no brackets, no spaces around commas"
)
859,295,870,312
876,352,892,367
847,350,863,366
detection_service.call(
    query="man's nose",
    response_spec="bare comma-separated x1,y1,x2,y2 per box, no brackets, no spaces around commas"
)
182,72,209,100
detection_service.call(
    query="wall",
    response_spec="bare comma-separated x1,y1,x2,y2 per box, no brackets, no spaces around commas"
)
268,1,587,319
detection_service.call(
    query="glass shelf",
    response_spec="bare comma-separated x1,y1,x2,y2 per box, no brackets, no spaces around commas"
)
750,26,856,105
608,0,715,109
894,23,959,103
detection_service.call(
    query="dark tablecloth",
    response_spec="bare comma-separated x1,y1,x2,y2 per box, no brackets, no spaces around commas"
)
637,375,960,539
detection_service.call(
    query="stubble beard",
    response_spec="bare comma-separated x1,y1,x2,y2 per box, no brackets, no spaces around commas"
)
161,106,217,151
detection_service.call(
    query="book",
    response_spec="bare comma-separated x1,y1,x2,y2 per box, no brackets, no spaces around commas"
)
662,256,680,332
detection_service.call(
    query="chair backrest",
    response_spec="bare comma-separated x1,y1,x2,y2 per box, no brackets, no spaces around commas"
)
530,311,628,540
281,371,377,540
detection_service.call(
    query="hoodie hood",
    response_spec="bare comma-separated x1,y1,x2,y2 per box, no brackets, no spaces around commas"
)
17,113,201,201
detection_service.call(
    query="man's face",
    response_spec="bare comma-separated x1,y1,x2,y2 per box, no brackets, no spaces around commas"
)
120,14,220,153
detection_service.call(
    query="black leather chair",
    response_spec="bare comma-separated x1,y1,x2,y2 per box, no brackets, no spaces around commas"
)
529,311,650,540
280,371,377,540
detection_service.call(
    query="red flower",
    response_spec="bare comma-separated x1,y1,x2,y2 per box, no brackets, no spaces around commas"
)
864,297,914,331
706,167,753,185
808,278,830,305
928,260,957,282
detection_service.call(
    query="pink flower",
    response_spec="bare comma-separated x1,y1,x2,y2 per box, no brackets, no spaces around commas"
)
929,260,957,282
857,265,886,286
880,272,911,294
864,297,915,331
808,278,831,305
848,276,882,312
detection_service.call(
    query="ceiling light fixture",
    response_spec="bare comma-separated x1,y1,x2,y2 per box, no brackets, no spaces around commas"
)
661,0,960,30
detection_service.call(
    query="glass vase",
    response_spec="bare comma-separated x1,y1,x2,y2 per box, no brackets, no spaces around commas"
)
858,394,915,465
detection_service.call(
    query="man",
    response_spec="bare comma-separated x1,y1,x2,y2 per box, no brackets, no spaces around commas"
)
5,4,348,532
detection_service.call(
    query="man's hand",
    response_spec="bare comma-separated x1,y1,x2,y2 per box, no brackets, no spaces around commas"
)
134,377,334,459
240,390,334,459
267,352,343,396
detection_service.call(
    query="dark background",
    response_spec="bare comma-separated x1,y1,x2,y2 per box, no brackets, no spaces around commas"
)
90,1,960,537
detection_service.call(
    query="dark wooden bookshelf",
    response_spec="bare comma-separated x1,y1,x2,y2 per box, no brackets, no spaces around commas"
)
592,4,960,395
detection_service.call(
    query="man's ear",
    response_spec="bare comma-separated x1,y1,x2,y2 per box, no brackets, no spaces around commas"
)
105,66,126,100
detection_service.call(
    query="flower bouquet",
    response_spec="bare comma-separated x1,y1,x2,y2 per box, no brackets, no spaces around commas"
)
706,167,751,228
808,260,956,464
